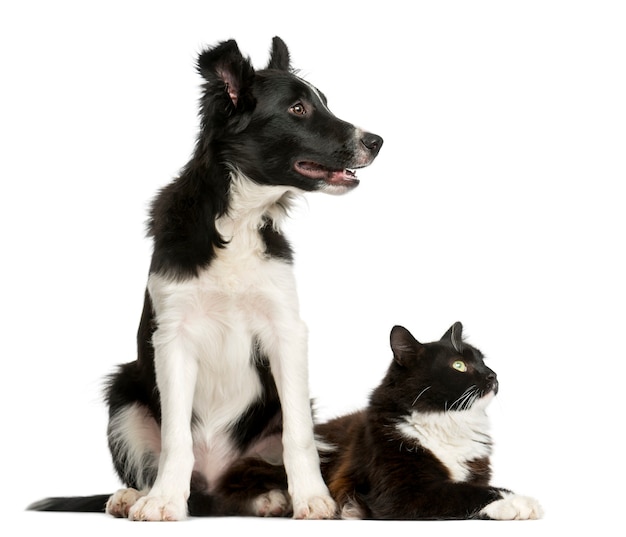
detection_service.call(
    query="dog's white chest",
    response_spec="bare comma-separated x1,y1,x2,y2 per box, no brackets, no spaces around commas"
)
146,176,303,486
148,239,297,391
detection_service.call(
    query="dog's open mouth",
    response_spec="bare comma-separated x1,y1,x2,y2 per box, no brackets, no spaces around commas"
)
294,161,360,187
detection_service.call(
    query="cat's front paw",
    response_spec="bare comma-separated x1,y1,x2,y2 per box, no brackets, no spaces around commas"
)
481,493,543,520
127,494,187,521
251,489,291,517
106,488,146,518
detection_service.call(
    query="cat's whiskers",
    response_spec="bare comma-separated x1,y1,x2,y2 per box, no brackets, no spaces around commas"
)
463,391,480,411
412,386,432,407
462,389,479,411
448,386,478,412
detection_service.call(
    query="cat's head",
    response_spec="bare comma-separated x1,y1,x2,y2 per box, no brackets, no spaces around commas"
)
377,322,498,413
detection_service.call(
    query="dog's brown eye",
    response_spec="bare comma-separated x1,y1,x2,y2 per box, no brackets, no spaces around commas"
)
290,103,306,116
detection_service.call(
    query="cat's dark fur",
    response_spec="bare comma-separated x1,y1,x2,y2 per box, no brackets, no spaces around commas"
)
207,322,542,520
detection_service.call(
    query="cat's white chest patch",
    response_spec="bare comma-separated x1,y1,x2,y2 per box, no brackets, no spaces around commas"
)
397,408,492,482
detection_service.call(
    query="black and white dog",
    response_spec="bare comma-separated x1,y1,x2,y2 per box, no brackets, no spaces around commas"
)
29,37,382,520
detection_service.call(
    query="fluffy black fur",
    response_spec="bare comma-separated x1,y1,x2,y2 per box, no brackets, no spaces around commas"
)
318,323,502,519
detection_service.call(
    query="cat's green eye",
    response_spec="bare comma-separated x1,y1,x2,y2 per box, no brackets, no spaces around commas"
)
452,360,467,373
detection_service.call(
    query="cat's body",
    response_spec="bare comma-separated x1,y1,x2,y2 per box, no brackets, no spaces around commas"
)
212,323,542,520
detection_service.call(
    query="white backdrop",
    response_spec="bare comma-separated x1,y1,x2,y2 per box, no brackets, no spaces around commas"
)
2,1,624,535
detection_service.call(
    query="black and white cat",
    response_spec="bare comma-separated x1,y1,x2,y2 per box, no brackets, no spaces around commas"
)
209,322,543,520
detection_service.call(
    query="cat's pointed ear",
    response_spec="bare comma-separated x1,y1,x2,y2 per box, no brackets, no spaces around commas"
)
266,36,291,71
441,322,464,353
390,325,424,366
197,39,255,107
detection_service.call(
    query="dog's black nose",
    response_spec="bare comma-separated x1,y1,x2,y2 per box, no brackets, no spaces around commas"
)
361,132,383,156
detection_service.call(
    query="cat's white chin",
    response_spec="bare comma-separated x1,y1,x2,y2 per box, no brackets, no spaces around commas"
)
475,390,496,409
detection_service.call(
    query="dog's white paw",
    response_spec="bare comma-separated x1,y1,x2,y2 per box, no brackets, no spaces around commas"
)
106,488,146,518
127,494,187,521
292,493,337,519
481,493,543,520
251,489,291,517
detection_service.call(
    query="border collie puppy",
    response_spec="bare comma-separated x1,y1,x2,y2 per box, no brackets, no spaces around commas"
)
29,36,382,520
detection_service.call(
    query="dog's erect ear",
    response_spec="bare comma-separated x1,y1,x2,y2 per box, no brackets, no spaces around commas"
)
197,39,255,107
266,36,291,71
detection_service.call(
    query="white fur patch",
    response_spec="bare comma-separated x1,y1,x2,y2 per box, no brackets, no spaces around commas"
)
481,492,544,520
315,435,338,462
106,488,146,518
396,396,493,482
252,489,291,517
340,501,365,520
129,494,187,521
108,403,161,489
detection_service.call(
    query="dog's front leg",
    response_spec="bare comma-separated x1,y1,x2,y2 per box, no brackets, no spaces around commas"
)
127,332,197,521
266,322,337,519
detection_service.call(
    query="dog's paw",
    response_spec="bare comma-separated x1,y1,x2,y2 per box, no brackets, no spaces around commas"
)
251,489,291,517
292,493,337,519
481,493,543,520
127,494,187,521
106,488,146,518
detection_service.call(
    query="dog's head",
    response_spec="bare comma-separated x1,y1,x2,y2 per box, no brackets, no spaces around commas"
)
196,37,382,194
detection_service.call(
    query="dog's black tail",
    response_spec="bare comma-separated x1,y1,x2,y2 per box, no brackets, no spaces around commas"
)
27,492,264,517
27,495,110,513
26,493,225,516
